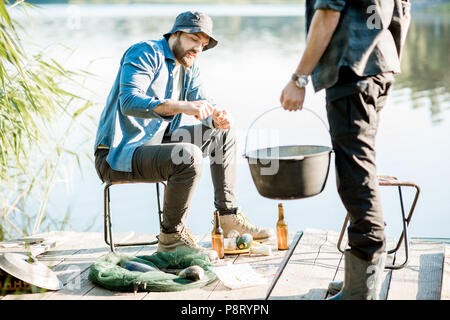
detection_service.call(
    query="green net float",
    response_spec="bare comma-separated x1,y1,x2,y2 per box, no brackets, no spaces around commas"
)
236,233,253,250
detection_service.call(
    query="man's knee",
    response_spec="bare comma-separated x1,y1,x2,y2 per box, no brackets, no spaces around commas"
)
213,126,237,152
171,143,203,175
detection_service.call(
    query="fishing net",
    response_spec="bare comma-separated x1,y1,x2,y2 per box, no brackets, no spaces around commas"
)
88,247,217,292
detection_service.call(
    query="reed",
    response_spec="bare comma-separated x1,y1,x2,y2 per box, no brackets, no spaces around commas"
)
0,1,94,240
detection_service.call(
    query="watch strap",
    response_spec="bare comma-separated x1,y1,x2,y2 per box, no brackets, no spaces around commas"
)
291,73,309,87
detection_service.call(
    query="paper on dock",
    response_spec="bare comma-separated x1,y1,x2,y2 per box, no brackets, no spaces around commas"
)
213,262,268,289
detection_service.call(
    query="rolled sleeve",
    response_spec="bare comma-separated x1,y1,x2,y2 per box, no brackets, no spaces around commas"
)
314,0,346,11
119,43,170,121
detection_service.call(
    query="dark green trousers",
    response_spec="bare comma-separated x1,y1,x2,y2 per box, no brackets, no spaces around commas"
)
326,68,395,262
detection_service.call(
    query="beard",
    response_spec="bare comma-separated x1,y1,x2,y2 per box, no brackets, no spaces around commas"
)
172,36,196,67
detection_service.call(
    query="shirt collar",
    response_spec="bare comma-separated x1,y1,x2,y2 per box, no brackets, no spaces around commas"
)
161,37,175,62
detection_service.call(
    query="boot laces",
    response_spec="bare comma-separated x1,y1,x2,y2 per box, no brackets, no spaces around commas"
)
177,227,198,248
235,212,260,233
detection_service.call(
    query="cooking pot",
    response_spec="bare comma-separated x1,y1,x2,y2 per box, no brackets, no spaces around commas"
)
244,107,333,200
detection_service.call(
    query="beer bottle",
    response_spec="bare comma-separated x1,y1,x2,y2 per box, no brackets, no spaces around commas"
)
277,203,289,250
211,210,224,259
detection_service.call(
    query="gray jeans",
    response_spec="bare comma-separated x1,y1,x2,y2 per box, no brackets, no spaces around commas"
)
95,124,237,233
326,68,395,262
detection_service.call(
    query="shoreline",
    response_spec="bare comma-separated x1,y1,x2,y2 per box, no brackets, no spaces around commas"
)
21,1,450,13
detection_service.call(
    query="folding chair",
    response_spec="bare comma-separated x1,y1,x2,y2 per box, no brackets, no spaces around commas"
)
103,181,166,252
336,175,420,270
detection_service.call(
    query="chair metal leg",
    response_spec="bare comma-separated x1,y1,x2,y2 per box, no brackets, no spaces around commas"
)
104,183,115,252
337,213,349,254
156,182,166,227
336,177,420,270
103,182,165,252
384,186,410,269
382,180,420,269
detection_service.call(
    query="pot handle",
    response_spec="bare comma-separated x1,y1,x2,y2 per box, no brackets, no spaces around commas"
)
243,106,330,157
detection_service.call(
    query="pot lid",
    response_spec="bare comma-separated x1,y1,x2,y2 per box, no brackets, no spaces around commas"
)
0,253,62,291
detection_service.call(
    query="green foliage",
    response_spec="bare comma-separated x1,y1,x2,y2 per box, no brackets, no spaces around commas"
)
0,1,94,240
396,14,450,123
422,3,450,13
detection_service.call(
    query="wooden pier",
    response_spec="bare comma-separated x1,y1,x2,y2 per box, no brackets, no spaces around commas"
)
0,229,448,300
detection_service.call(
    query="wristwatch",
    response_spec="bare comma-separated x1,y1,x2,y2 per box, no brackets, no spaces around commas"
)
291,73,309,88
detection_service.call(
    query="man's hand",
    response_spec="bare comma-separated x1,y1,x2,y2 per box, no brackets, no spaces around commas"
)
181,100,214,120
279,9,340,112
280,80,306,111
212,107,233,130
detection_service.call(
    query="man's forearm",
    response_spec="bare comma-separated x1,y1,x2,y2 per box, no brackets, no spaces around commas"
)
153,99,186,116
295,9,341,75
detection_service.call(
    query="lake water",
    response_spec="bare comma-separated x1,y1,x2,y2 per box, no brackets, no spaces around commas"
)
10,4,450,239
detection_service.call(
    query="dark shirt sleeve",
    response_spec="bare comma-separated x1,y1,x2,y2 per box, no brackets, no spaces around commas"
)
314,0,346,11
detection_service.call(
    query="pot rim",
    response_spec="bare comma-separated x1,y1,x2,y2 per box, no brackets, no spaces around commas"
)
244,144,333,161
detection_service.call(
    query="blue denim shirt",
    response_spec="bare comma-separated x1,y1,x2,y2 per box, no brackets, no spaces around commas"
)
94,38,214,172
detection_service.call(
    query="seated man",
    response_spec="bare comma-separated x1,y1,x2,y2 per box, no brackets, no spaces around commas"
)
94,11,274,253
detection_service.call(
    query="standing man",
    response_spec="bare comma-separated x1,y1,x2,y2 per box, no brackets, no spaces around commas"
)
94,11,274,254
280,1,410,299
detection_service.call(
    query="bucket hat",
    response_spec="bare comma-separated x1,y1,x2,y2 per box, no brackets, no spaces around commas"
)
163,11,218,51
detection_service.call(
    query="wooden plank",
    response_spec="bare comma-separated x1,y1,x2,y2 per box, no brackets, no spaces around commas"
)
387,240,445,300
324,231,346,300
268,229,341,300
440,246,450,300
45,233,157,300
42,231,134,281
206,233,294,300
1,231,134,300
2,230,447,300
0,231,73,257
268,229,328,300
0,231,99,300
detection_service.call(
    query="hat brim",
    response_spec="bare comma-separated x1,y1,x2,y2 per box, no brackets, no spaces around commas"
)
164,26,218,51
